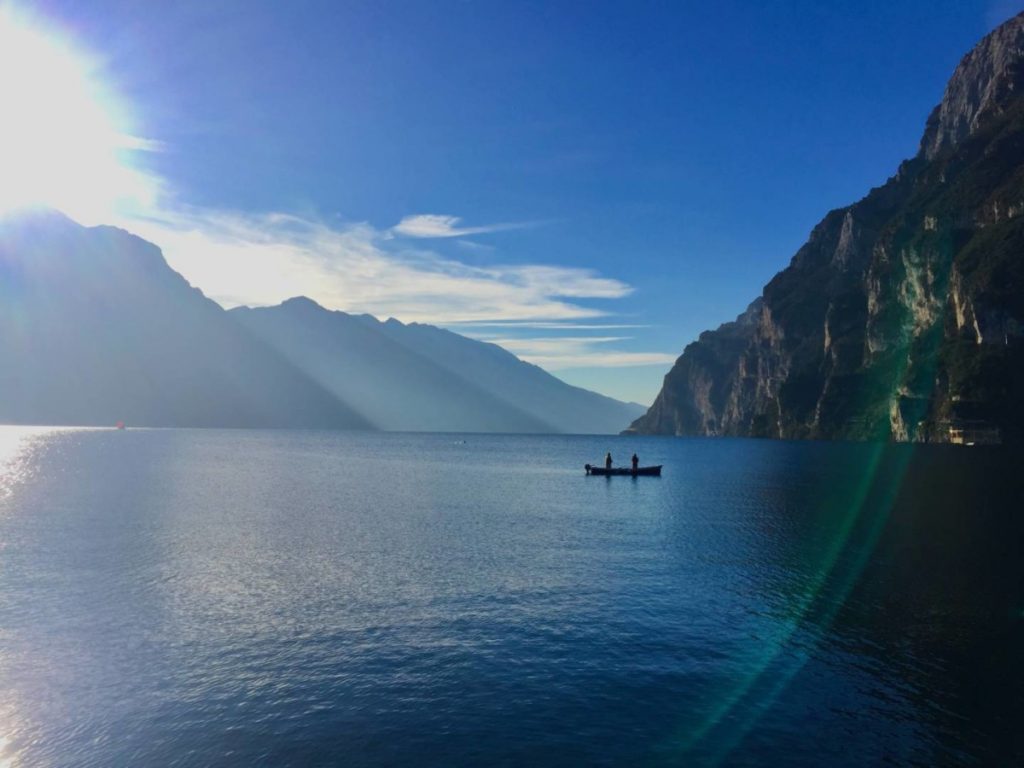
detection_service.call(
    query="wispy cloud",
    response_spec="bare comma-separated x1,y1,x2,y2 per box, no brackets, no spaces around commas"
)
116,134,167,152
452,321,652,329
454,239,497,254
480,335,678,370
118,205,632,325
393,213,531,238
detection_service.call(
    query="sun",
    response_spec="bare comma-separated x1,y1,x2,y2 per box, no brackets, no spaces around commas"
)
0,8,157,223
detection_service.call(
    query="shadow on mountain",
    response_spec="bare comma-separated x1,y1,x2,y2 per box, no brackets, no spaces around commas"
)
232,298,644,434
372,317,645,434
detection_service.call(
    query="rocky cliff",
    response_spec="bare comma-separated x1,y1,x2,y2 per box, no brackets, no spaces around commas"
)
629,12,1024,444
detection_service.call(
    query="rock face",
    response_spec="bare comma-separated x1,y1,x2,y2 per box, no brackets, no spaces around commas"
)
629,12,1024,444
920,14,1024,160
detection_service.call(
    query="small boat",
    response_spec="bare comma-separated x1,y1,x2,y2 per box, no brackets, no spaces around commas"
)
585,464,662,476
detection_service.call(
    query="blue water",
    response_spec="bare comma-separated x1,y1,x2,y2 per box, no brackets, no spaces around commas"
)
0,428,1021,766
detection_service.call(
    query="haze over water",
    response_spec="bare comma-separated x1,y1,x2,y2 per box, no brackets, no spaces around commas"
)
0,428,1021,766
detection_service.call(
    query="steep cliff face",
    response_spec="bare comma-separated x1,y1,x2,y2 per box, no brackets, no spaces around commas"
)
920,14,1024,160
630,12,1024,444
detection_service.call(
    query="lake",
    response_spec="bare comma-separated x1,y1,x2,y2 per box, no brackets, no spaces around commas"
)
0,428,1021,766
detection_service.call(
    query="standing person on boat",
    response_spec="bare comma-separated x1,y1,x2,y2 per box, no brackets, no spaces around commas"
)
631,453,639,471
605,452,613,470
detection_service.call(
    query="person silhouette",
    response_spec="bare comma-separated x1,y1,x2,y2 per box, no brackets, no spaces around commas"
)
605,451,613,470
631,453,639,471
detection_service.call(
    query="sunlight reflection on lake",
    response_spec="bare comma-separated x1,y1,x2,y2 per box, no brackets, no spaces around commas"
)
0,426,99,501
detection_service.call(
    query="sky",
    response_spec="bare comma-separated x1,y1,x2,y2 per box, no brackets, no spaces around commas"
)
2,0,1023,404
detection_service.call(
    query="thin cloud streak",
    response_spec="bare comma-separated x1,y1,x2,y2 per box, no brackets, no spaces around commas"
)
522,351,679,369
453,321,652,329
393,213,533,238
117,134,167,152
481,335,678,370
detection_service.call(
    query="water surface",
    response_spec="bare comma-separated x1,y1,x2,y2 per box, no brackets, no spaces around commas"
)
0,428,1021,766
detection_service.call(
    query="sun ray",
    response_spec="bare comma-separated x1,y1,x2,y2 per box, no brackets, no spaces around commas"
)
0,8,157,222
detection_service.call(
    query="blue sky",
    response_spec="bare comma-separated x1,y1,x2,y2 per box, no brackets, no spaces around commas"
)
16,0,1024,403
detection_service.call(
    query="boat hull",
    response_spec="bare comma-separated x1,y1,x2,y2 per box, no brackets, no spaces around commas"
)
585,464,662,476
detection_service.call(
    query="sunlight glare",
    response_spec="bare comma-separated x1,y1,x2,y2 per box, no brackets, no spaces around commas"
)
0,9,156,223
0,734,13,768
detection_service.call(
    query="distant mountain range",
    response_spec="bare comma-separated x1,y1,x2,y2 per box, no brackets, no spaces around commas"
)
0,210,643,433
628,12,1024,445
232,298,643,433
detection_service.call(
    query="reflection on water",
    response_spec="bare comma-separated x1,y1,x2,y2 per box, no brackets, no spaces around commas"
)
0,427,53,500
0,428,1020,766
0,427,108,768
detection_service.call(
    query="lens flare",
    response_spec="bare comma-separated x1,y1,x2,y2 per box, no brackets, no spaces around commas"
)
668,443,916,764
0,8,157,222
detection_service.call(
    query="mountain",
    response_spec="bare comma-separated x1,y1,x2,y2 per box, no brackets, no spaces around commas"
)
629,12,1024,445
371,314,646,433
0,209,370,429
231,298,645,433
0,209,640,433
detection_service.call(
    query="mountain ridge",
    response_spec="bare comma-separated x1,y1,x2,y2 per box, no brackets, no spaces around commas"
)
0,208,372,429
232,296,644,434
